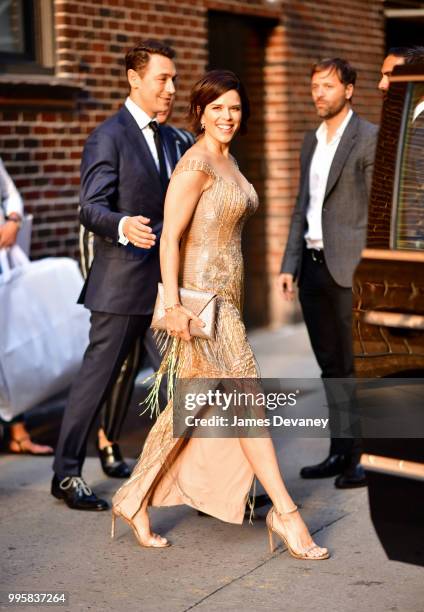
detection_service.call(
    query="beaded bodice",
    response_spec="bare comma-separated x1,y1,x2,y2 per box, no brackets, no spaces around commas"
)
174,158,259,311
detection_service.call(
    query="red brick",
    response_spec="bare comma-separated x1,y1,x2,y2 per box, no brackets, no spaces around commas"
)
0,0,384,326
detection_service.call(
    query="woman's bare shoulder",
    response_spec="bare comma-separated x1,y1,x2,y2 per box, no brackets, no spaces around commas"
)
174,147,216,178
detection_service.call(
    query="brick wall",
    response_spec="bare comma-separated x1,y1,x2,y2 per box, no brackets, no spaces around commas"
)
0,0,384,326
265,0,385,326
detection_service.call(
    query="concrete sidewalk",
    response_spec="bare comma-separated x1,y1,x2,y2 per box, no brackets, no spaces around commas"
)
1,325,423,612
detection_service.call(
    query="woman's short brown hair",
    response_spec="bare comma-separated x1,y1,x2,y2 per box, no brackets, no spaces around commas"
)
189,70,250,136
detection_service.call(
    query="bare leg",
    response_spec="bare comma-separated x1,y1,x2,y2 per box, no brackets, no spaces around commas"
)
132,437,327,554
97,427,113,450
131,496,169,547
239,437,328,557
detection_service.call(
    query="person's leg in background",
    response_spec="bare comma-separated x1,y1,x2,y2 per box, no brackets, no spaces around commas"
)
297,249,365,487
97,328,168,477
97,339,142,478
4,414,54,455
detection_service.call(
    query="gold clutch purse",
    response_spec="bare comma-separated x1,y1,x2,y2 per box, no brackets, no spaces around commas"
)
151,283,218,340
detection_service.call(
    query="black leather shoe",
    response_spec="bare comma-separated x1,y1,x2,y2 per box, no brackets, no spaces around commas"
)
300,454,346,479
97,442,131,478
197,494,273,518
335,465,367,489
51,475,109,511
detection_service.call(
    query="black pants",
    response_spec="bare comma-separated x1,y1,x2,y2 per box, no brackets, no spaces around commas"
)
298,246,361,465
53,311,152,478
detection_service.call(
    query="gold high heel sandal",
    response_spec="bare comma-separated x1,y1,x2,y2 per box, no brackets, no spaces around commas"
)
266,506,330,560
111,509,171,549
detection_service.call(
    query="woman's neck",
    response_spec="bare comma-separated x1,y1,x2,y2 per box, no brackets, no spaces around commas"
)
198,134,230,158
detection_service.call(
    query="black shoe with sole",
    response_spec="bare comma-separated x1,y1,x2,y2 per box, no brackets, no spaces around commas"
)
300,454,346,479
51,475,109,511
335,465,367,489
97,442,131,479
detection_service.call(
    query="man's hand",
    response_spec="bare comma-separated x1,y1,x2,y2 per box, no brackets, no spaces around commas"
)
277,273,296,302
123,216,156,248
0,221,19,249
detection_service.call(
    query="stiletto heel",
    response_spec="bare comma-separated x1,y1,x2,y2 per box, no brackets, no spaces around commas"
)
111,508,171,549
268,526,275,553
111,511,116,539
266,506,330,560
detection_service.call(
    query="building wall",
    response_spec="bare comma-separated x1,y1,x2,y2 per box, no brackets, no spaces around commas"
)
266,0,385,325
0,0,384,326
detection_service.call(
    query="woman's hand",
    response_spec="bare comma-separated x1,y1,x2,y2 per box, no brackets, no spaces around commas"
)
165,304,205,342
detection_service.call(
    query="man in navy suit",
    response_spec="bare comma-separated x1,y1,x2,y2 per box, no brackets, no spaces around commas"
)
78,106,194,481
52,40,178,510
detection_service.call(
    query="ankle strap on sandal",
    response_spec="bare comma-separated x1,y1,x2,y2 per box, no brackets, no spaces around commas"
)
275,505,298,517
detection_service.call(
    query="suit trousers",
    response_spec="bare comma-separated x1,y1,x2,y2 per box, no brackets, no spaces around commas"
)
298,245,361,464
100,328,164,441
53,311,152,478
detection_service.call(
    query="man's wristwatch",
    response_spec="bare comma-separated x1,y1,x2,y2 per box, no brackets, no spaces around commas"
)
6,213,22,229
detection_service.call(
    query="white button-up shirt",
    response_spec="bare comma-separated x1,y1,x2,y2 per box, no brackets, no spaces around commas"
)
413,99,424,123
117,97,171,244
0,157,24,224
305,108,353,249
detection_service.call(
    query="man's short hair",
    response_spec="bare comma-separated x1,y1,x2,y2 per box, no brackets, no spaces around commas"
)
387,46,410,59
311,58,357,87
125,39,175,76
405,46,424,65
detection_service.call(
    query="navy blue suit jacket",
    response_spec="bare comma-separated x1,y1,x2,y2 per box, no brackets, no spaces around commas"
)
78,106,189,315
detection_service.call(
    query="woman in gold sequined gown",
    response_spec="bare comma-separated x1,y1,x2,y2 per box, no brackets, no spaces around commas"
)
112,71,329,560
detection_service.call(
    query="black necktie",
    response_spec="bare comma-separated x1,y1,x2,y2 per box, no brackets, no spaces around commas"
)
149,121,169,190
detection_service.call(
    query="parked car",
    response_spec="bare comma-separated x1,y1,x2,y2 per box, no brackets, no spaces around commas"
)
353,63,424,567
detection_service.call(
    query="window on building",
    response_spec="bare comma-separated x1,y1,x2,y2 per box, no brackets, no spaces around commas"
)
0,0,55,74
393,82,424,250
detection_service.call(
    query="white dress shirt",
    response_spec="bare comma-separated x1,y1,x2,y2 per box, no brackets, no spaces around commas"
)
117,97,171,245
0,157,24,224
413,99,424,123
305,108,353,249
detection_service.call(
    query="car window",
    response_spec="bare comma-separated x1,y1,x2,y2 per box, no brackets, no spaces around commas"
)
393,82,424,251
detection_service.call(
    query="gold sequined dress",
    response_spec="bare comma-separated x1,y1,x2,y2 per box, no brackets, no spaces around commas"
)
112,158,259,524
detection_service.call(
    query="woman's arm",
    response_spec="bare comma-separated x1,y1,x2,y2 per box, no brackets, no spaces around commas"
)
160,166,211,341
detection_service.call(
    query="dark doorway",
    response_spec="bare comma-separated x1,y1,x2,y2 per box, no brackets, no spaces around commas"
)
384,1,424,49
208,11,277,328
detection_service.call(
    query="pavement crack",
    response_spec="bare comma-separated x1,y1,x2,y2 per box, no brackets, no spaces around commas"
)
182,512,349,611
351,580,385,587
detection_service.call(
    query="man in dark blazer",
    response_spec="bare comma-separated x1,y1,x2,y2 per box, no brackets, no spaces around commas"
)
78,109,194,480
52,40,178,510
278,58,378,489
